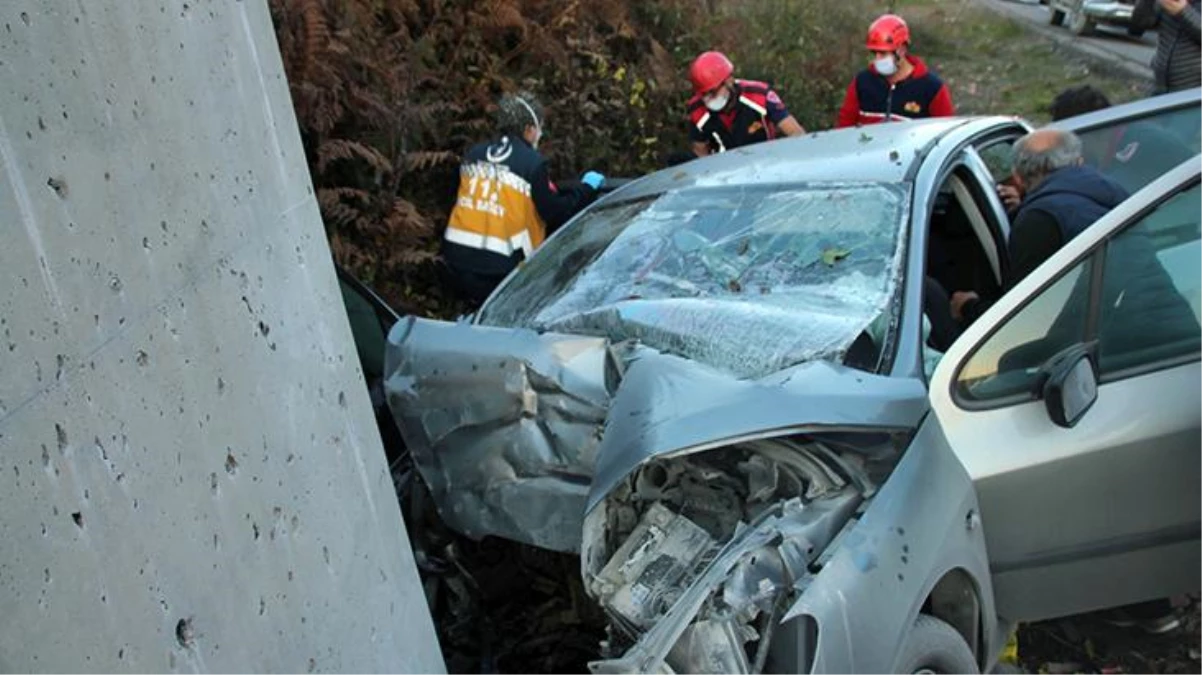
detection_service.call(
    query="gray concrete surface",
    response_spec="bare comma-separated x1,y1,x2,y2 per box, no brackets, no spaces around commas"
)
0,1,443,672
982,0,1156,82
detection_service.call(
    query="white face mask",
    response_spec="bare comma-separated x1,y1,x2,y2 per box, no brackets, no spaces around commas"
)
874,55,898,77
705,93,729,112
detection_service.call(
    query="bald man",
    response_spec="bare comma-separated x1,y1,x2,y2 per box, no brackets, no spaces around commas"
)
952,128,1129,323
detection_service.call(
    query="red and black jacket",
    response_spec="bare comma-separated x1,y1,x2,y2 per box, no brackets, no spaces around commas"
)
835,55,954,128
687,79,790,153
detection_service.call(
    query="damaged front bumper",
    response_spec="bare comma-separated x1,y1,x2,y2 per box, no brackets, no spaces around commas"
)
384,316,632,552
581,436,872,674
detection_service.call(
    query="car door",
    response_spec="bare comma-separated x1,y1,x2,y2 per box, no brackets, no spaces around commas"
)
335,265,410,470
924,157,1201,622
1054,87,1202,194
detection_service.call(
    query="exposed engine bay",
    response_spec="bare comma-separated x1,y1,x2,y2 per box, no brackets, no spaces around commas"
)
580,436,879,673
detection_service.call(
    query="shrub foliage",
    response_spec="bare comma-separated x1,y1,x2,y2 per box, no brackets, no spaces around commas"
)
269,0,875,316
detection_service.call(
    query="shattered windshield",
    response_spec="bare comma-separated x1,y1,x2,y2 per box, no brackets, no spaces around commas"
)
479,182,910,378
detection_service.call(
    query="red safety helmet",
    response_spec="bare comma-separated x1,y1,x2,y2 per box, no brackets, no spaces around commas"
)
866,14,910,52
689,51,734,95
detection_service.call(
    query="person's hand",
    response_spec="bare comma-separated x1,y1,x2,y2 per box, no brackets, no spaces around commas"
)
950,291,980,322
581,171,606,190
1159,0,1188,15
996,183,1021,211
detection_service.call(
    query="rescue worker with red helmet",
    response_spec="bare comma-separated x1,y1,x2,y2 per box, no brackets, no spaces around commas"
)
686,51,806,158
835,14,954,128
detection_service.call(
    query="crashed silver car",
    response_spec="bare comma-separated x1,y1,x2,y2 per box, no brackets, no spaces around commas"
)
384,97,1201,673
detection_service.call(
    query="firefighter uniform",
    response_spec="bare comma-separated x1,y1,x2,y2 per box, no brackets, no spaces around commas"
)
686,80,792,153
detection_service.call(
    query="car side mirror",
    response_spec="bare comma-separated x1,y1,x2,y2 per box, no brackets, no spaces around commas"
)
1039,343,1098,428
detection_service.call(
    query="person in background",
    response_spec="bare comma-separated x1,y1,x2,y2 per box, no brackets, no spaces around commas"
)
1133,0,1201,94
685,51,806,158
441,91,604,306
1048,84,1113,121
836,13,954,128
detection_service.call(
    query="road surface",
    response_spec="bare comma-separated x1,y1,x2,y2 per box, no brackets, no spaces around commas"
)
982,0,1155,81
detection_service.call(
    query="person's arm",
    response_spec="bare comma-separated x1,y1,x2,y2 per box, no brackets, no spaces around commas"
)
1133,0,1162,29
529,161,596,234
764,89,807,136
835,79,861,129
1005,208,1064,290
929,84,955,117
776,115,806,136
954,209,1064,325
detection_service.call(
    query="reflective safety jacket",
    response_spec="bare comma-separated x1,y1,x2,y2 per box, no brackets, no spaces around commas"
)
687,79,791,153
442,135,595,277
835,55,954,128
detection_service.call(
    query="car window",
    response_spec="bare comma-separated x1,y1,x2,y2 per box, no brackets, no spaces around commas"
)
956,260,1090,402
976,139,1016,185
1076,106,1201,194
1096,183,1201,377
955,181,1202,404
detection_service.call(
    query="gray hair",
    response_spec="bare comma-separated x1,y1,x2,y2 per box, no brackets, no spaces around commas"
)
1012,129,1083,188
495,91,543,138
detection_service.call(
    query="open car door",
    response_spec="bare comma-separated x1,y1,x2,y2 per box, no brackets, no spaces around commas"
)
922,156,1201,623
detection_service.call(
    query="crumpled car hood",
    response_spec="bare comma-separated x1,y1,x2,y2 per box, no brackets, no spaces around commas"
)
384,316,927,552
588,350,929,513
384,317,620,552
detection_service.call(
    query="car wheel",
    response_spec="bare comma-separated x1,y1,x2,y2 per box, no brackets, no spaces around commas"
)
1069,9,1095,35
1127,26,1146,37
1049,8,1066,26
893,615,979,674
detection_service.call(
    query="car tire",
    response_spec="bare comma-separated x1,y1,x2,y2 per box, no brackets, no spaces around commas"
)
1127,26,1146,37
1069,9,1095,35
893,615,979,674
1049,8,1066,26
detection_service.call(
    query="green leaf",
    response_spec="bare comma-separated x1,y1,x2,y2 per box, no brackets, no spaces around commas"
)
821,247,851,266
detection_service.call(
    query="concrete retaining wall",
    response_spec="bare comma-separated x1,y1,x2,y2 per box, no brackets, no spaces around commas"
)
0,1,442,671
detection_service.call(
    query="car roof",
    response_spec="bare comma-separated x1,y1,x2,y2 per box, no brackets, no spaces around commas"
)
608,117,1008,201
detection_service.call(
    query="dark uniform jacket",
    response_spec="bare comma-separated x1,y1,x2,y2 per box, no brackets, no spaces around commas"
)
686,79,791,153
442,135,595,278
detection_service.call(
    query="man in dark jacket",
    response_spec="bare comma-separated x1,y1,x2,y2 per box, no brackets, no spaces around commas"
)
836,14,955,128
951,129,1129,323
442,92,603,306
1133,0,1202,93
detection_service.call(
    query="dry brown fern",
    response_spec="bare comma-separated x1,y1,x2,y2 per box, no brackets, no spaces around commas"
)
317,139,393,173
299,0,329,81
